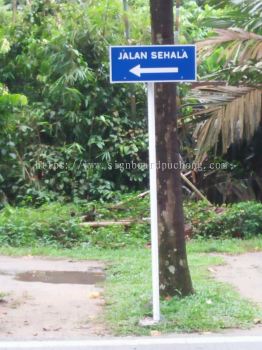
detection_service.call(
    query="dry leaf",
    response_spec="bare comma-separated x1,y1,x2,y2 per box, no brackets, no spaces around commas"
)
150,330,162,337
208,267,216,273
89,292,101,299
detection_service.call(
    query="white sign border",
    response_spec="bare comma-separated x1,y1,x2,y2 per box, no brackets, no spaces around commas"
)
109,44,197,84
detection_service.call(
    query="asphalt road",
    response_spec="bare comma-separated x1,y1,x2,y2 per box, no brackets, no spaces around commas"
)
1,337,262,350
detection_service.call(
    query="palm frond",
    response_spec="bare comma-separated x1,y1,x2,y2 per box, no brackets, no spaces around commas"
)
202,0,262,32
208,0,262,17
189,86,262,162
236,0,262,17
197,29,262,63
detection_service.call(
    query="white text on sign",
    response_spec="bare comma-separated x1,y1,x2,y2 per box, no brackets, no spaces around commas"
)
118,50,189,60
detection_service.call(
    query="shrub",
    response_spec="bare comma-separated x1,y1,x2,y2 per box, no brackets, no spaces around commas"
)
185,201,262,238
0,203,87,248
86,224,149,249
0,195,150,249
1,198,261,249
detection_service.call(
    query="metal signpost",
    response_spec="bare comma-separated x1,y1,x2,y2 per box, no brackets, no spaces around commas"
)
109,45,196,322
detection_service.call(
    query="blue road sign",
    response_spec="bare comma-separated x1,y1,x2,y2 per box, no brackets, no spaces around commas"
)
110,45,196,83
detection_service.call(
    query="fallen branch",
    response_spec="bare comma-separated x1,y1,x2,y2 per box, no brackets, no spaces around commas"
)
109,191,149,209
80,218,150,228
109,174,211,210
181,173,212,205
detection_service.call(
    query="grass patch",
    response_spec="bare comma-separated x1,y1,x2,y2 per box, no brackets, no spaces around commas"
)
187,237,262,254
105,251,260,335
0,292,8,303
1,236,261,257
0,238,261,335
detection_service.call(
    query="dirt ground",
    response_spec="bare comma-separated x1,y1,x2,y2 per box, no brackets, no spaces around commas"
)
0,256,106,340
0,252,262,340
212,252,262,307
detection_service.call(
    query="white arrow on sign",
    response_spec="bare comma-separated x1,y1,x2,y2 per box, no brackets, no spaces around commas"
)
130,64,179,77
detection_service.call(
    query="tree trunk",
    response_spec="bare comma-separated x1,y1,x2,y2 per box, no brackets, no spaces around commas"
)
122,0,130,41
150,0,194,297
12,0,17,23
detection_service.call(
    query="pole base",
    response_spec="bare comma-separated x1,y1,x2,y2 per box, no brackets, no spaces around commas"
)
139,317,161,327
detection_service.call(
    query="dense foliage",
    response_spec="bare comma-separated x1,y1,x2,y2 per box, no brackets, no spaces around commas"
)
0,195,261,248
0,0,261,206
0,0,149,206
0,194,150,248
0,203,86,247
185,200,262,238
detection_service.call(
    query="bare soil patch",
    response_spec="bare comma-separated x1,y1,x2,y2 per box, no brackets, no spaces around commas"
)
212,252,262,307
0,256,106,340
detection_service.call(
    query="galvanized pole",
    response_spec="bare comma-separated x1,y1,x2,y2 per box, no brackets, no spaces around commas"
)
147,82,160,322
